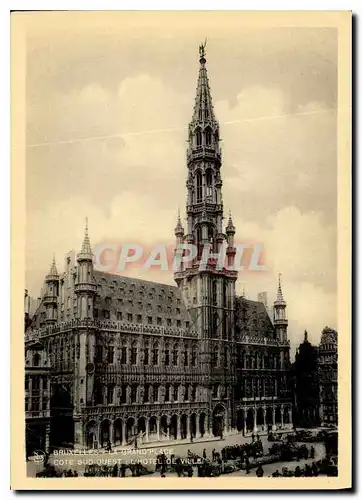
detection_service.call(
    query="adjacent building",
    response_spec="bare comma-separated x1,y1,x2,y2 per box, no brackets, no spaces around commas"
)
25,339,52,456
292,330,320,427
318,327,338,426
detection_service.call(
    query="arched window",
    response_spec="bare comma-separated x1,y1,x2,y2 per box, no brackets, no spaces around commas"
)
183,344,189,366
152,342,159,365
191,345,197,366
213,311,218,335
205,127,212,146
196,129,202,147
213,280,218,306
173,344,179,366
196,171,202,202
33,352,40,366
208,226,215,251
164,343,170,366
205,169,213,200
130,341,138,365
143,341,149,365
213,383,219,398
196,226,203,259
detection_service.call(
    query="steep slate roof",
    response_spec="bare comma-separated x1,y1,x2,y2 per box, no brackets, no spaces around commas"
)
27,268,275,339
93,271,194,328
234,296,276,340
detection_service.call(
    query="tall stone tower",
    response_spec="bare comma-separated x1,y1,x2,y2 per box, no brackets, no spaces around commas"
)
44,256,59,324
174,43,238,432
273,274,288,343
74,219,97,447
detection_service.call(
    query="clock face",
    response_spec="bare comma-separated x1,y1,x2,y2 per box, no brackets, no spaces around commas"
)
86,362,95,375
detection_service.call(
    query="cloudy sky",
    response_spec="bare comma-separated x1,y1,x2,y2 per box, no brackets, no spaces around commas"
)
25,13,338,352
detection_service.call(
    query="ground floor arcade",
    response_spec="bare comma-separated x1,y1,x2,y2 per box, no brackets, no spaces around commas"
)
76,403,293,450
235,404,293,434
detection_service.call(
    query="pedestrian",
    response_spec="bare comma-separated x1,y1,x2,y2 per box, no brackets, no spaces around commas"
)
212,448,216,461
294,466,301,477
251,432,255,443
203,449,206,460
106,440,112,452
256,433,260,441
311,461,319,476
256,465,264,477
310,446,315,459
112,464,119,477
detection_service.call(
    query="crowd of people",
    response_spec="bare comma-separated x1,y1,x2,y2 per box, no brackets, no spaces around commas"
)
36,465,78,478
271,456,338,477
33,428,337,479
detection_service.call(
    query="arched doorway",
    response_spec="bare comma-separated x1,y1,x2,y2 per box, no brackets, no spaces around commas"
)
190,413,197,439
284,406,290,424
275,407,282,426
199,413,206,437
246,409,254,432
160,415,168,440
114,419,123,446
149,416,157,441
266,407,273,424
50,385,74,449
257,408,264,429
126,417,135,443
137,417,146,436
100,420,110,448
86,420,98,449
170,414,178,440
212,404,226,437
180,414,187,439
236,409,244,433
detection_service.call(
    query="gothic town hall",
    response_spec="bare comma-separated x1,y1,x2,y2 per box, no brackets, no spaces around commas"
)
24,47,293,454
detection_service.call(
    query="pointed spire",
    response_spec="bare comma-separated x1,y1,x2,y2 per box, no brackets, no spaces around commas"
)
46,254,58,280
226,210,236,234
191,40,217,126
174,209,184,236
304,330,309,343
275,273,286,305
79,217,93,258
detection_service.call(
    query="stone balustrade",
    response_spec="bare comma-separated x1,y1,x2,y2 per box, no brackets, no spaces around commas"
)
25,318,198,343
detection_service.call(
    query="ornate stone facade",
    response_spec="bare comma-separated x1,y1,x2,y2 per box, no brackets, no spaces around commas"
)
318,327,338,426
25,340,51,456
25,47,293,450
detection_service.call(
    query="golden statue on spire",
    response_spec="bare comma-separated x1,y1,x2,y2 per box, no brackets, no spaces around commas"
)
199,38,207,59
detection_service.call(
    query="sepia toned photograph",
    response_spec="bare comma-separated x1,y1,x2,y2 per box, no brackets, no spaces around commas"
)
11,10,351,490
